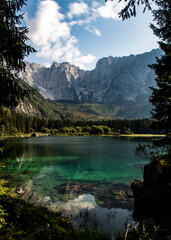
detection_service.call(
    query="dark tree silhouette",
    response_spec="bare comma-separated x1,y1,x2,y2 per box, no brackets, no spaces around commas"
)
117,0,171,226
0,0,36,108
118,0,171,160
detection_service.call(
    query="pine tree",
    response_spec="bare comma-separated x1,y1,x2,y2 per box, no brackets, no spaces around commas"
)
0,0,36,108
119,0,171,224
119,0,171,160
149,0,171,154
119,0,154,20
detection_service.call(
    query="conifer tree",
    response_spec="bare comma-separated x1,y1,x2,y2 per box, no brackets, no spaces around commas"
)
116,1,171,227
149,1,171,149
119,0,171,161
119,0,154,20
0,0,36,108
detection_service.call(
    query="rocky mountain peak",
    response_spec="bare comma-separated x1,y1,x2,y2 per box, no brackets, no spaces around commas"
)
51,62,60,68
18,49,162,103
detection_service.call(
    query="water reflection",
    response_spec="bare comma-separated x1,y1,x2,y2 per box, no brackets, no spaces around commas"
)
2,136,149,234
4,136,148,184
42,194,136,235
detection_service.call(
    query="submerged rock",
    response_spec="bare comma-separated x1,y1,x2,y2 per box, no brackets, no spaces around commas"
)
39,196,52,206
55,182,134,210
15,187,24,194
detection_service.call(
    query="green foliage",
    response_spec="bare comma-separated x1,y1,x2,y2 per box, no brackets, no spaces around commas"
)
0,180,16,230
0,105,159,136
120,0,171,162
0,205,7,230
90,125,104,135
0,0,36,108
119,0,154,20
0,72,27,108
119,2,171,237
102,126,111,134
75,126,82,132
50,128,59,135
149,1,171,140
136,142,167,162
124,128,133,134
13,80,152,120
41,127,51,133
82,126,91,133
135,1,171,162
134,224,160,240
0,0,35,71
0,180,15,197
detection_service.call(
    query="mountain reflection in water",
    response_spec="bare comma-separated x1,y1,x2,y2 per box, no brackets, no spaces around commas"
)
43,194,136,235
2,136,149,234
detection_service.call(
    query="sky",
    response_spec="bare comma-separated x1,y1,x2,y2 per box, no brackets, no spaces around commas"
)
22,0,159,70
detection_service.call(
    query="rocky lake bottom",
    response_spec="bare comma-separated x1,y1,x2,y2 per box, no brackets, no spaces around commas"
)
2,136,149,234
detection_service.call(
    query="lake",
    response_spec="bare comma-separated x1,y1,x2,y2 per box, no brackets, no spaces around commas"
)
2,136,149,235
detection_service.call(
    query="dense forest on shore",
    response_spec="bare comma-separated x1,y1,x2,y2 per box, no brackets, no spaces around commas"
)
0,106,156,136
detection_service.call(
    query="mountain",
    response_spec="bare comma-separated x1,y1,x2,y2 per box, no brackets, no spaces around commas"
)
76,49,161,103
18,62,84,101
17,49,163,119
15,80,151,120
18,49,162,105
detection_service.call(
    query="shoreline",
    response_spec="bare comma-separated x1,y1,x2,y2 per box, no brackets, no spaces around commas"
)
0,133,165,138
120,134,165,137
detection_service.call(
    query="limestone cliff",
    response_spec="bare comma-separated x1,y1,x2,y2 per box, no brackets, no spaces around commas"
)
18,49,162,105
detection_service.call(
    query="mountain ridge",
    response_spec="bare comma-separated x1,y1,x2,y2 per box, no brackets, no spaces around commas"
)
16,49,162,119
13,78,152,120
18,48,162,104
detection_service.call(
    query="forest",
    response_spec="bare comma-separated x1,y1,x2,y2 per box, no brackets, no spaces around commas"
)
0,106,156,136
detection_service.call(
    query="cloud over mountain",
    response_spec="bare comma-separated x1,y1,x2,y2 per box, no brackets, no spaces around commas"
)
25,0,124,69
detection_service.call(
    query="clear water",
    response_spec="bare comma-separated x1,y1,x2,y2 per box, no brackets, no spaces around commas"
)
2,136,149,234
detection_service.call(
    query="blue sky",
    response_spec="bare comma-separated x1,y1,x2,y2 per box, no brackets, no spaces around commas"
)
22,0,159,70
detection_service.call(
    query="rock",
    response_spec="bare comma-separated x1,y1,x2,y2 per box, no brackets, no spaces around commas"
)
18,49,162,105
39,196,52,206
15,187,24,194
16,101,37,116
18,61,84,101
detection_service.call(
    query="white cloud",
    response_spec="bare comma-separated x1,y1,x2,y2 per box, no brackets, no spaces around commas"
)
85,25,101,37
25,0,126,69
25,0,95,69
44,62,51,68
93,1,125,19
68,1,89,19
26,0,70,46
67,1,125,32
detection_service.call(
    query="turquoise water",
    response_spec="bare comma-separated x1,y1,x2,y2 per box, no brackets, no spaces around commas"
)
3,136,148,196
4,136,147,181
2,136,149,233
